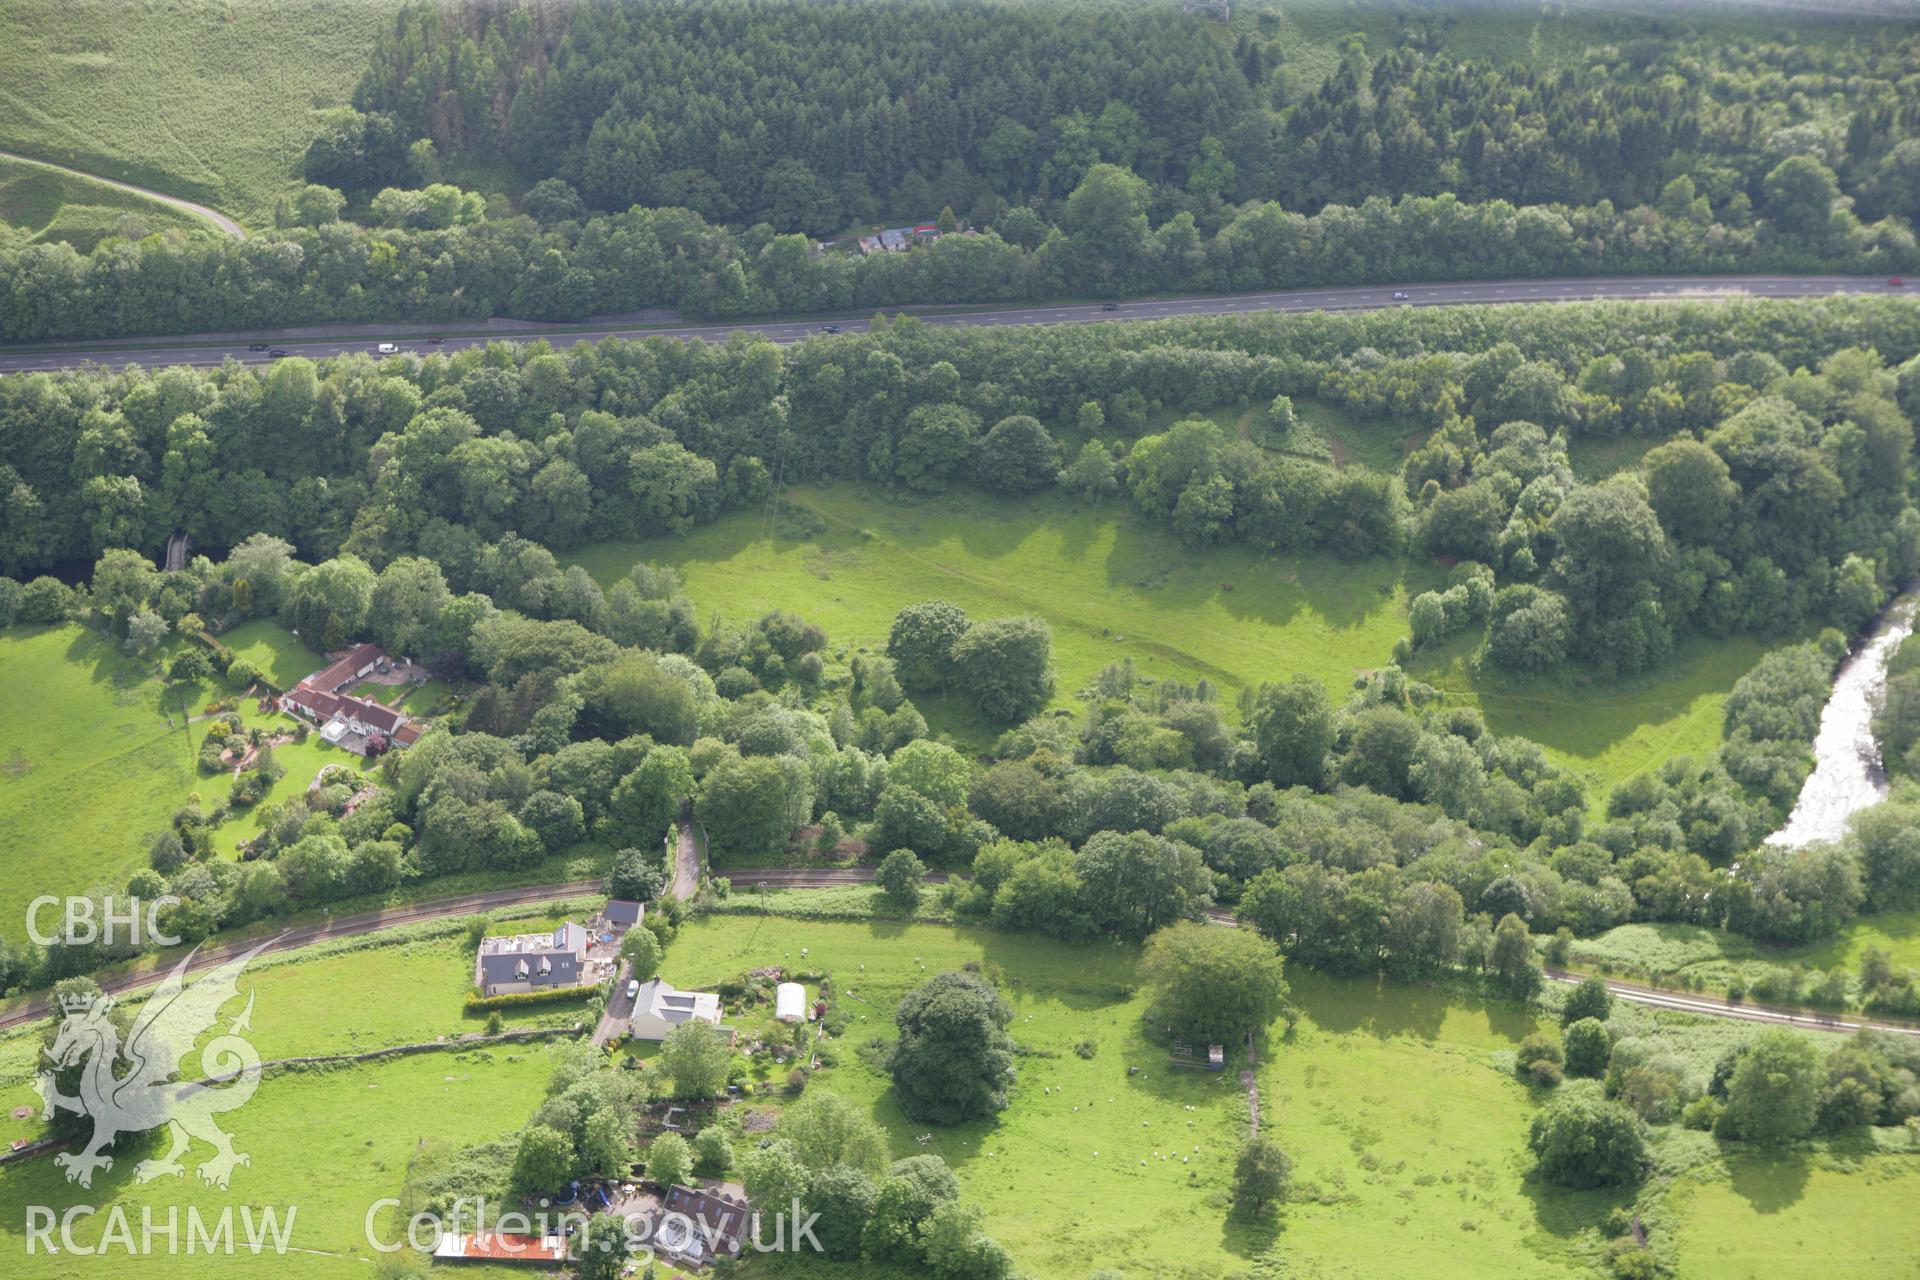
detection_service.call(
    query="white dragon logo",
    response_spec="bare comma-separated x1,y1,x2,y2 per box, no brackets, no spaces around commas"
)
37,942,269,1190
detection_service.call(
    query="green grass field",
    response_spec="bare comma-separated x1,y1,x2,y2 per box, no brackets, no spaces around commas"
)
0,154,203,249
0,620,459,937
666,913,1920,1278
0,625,199,947
0,0,385,226
1567,433,1661,483
217,618,323,690
1416,629,1787,812
0,912,598,1279
1667,1153,1920,1280
0,916,583,1143
663,915,1597,1279
0,903,1907,1279
572,484,1428,747
1576,909,1920,987
570,484,1777,794
0,1044,563,1279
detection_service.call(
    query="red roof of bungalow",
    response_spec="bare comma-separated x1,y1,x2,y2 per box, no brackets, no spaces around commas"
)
432,1232,567,1263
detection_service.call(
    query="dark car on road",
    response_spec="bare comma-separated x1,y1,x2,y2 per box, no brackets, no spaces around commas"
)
822,323,841,333
1391,291,1410,301
268,348,291,358
427,336,446,345
247,342,271,351
1101,302,1119,311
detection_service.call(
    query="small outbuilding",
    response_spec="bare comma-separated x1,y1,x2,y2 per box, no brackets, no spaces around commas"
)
601,898,644,935
775,982,807,1023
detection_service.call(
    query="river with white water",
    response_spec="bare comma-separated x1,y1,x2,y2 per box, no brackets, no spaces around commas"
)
1766,595,1919,848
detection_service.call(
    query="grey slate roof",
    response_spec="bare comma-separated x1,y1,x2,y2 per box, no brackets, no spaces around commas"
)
477,921,589,992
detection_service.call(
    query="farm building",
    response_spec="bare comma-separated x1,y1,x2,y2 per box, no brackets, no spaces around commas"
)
775,982,806,1022
599,898,645,935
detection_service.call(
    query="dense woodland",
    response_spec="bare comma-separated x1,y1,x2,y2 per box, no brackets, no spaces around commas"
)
7,299,1920,666
6,5,1920,340
4,161,1908,343
7,298,1920,1011
349,0,1920,230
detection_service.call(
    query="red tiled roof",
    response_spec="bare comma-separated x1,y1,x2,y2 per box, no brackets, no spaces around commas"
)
433,1232,566,1262
393,722,424,746
286,688,344,719
299,643,384,694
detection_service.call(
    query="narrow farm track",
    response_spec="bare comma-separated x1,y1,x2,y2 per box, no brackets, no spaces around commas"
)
5,866,1917,1039
0,148,245,238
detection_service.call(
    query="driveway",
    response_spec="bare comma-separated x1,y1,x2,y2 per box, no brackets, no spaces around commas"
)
592,960,634,1047
670,799,700,900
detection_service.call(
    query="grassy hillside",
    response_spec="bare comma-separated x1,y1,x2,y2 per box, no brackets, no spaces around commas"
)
0,621,385,941
0,155,203,249
0,0,385,226
0,625,199,946
571,484,1770,796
